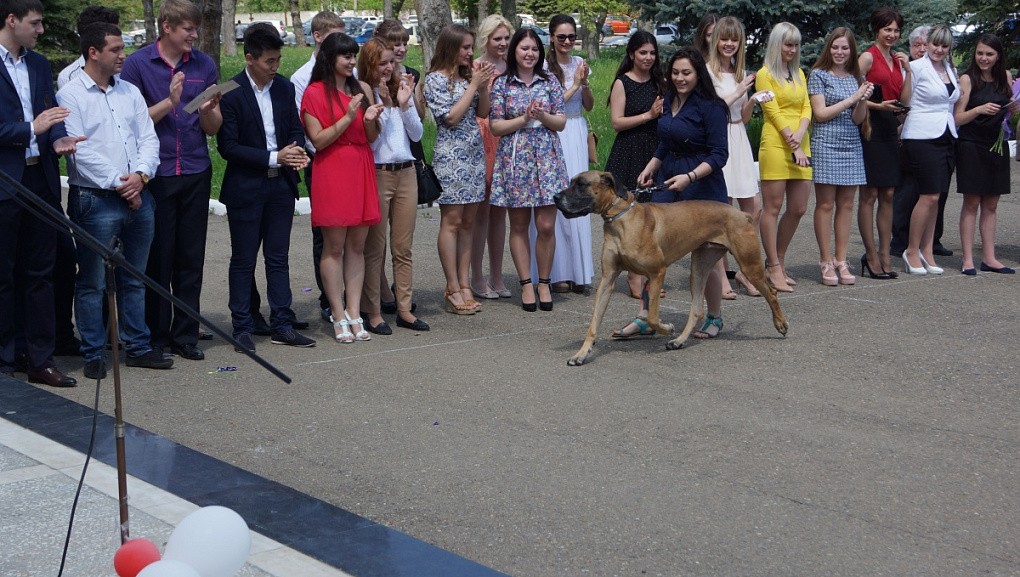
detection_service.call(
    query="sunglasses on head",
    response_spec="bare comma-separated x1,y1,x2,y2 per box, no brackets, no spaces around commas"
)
555,34,577,42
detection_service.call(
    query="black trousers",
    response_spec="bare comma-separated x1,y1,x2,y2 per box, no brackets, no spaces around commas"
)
250,161,327,315
145,168,212,348
0,164,56,371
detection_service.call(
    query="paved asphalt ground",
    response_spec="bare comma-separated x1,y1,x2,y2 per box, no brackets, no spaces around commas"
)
31,171,1020,576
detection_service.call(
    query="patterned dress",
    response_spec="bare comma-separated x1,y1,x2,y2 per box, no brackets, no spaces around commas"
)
807,69,866,186
489,73,568,208
423,72,486,204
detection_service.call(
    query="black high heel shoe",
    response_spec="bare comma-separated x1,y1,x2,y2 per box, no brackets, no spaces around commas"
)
861,255,892,280
537,278,553,311
519,279,537,312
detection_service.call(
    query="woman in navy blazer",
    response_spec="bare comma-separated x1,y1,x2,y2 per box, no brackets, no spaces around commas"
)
900,25,958,276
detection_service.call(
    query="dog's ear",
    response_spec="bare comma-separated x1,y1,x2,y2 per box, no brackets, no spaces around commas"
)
602,172,629,199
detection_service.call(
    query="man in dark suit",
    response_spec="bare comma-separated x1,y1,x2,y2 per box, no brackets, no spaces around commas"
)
218,24,314,353
0,0,83,386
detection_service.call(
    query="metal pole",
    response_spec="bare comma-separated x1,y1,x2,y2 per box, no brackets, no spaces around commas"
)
105,258,130,544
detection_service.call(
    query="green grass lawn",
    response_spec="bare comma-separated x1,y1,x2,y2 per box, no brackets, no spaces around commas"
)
199,44,760,198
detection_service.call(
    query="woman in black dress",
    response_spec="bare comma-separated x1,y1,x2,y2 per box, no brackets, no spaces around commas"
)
953,33,1018,275
603,31,666,298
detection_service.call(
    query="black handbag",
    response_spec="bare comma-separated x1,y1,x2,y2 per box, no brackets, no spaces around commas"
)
414,160,443,205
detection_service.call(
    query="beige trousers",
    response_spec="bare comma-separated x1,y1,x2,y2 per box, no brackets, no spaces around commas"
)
361,166,418,314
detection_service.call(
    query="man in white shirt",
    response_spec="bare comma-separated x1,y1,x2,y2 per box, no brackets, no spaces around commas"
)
57,22,172,380
56,6,118,90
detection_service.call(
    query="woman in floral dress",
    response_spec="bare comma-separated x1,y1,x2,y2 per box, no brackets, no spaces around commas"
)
423,24,494,314
490,27,568,312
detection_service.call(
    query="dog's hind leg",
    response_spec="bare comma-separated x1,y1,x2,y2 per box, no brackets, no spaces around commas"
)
568,266,622,366
730,232,789,336
668,246,726,350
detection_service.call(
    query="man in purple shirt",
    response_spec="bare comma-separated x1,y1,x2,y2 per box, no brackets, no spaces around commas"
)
121,0,221,362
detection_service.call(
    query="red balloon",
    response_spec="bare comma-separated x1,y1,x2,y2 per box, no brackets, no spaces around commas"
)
114,538,161,577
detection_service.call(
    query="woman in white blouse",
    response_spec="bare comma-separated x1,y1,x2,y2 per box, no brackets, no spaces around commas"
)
900,25,957,275
358,38,430,331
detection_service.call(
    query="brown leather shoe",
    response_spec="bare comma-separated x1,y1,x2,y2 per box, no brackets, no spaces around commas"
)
27,367,77,388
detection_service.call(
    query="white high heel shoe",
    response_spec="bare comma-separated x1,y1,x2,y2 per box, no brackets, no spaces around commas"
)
330,314,353,343
918,253,944,275
903,251,927,276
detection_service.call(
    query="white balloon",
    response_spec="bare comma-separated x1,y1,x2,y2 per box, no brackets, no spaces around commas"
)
136,560,202,577
163,506,251,577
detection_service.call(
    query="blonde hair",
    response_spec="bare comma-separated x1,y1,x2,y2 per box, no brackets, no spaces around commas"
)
158,0,202,33
476,14,513,53
764,22,803,86
707,16,746,82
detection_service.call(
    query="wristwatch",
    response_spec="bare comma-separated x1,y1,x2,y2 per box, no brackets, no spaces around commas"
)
134,171,149,188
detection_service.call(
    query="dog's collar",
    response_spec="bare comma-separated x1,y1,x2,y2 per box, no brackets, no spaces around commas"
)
603,197,635,223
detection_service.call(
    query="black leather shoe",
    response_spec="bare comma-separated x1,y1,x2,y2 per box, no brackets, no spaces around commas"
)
270,330,316,347
198,330,214,341
292,319,310,330
396,316,430,331
83,359,106,380
171,343,205,361
252,313,272,336
933,245,953,256
234,333,256,353
320,307,332,322
54,337,82,356
365,320,392,335
126,350,174,370
380,300,398,315
28,366,77,387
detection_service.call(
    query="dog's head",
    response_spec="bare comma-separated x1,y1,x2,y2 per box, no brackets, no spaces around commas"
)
554,171,630,218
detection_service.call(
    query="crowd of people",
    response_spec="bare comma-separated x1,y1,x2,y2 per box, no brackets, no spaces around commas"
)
0,0,1015,386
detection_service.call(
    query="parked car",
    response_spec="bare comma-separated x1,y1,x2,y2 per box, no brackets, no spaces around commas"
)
405,24,419,46
604,15,631,35
343,17,365,37
520,24,550,46
654,23,678,44
252,19,287,38
355,22,376,45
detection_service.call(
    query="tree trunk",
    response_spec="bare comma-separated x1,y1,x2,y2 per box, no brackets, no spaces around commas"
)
581,11,605,61
501,0,518,29
143,0,156,44
384,0,393,19
476,0,488,28
414,0,452,70
197,0,221,73
290,0,306,47
394,0,406,14
221,0,237,57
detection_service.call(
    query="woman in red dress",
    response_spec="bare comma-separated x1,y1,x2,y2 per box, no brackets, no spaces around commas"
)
301,33,385,343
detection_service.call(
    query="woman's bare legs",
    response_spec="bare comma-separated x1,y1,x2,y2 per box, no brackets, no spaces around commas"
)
487,205,509,292
508,207,536,307
875,186,894,272
906,193,939,269
438,203,473,309
320,226,349,338
470,200,493,294
342,226,370,335
760,180,793,291
533,205,557,304
776,179,810,284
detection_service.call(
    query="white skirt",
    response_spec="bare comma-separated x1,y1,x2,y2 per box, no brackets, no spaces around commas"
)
723,123,759,199
530,116,594,285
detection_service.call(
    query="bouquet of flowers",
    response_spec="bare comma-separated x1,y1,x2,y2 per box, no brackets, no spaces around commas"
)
990,79,1020,155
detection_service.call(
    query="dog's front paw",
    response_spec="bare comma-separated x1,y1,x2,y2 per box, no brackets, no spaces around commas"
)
665,338,686,350
657,322,674,335
567,351,591,366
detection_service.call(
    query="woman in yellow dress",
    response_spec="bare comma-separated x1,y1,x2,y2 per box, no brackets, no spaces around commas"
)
755,22,812,292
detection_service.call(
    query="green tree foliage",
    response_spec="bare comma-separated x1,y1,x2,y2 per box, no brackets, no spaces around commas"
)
953,0,1019,64
631,0,960,69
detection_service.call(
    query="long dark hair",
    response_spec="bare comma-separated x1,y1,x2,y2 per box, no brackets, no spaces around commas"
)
607,30,666,105
546,14,575,86
813,28,871,140
504,26,549,82
665,46,719,103
693,12,720,58
964,33,1009,95
310,32,368,123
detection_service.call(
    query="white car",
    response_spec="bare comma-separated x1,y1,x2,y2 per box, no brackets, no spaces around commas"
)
251,19,287,38
654,23,678,44
127,28,147,45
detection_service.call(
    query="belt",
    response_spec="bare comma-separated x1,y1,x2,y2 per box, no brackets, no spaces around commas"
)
729,120,744,125
565,112,584,119
25,156,39,166
671,149,709,158
72,185,121,198
375,160,413,171
267,168,280,178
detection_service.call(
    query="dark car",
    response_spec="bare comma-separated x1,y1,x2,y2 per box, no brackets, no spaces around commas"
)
355,22,376,45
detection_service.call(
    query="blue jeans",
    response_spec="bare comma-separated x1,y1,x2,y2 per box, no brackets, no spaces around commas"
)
68,187,155,362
